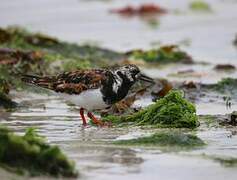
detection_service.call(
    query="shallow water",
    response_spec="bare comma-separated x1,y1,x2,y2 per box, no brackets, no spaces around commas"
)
1,0,237,179
1,91,237,180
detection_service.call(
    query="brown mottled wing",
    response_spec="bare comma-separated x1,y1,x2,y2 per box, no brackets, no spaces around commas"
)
22,69,107,94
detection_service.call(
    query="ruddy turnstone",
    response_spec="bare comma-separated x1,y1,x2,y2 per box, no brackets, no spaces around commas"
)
21,64,154,126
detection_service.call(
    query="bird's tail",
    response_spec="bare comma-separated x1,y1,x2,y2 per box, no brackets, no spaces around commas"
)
21,74,55,90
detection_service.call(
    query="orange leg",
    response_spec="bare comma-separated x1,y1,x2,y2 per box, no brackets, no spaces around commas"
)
87,112,104,127
80,108,87,126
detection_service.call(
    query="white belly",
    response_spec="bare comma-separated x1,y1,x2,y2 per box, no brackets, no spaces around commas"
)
58,89,108,110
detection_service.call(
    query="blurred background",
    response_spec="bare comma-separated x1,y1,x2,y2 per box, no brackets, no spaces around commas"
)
1,0,237,63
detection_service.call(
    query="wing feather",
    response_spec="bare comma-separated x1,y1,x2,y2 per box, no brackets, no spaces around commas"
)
22,69,107,95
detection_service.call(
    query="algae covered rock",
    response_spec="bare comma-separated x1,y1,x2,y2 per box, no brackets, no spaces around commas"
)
0,127,78,177
0,26,122,65
102,90,199,128
113,131,205,148
127,45,192,64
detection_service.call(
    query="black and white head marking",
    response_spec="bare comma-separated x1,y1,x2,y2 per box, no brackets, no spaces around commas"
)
100,64,141,105
111,65,140,93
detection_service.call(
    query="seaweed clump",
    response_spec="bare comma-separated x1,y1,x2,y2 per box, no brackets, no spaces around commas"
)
127,45,192,64
102,90,199,128
113,132,205,148
0,127,78,177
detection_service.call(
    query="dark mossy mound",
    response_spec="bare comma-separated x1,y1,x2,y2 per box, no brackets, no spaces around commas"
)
113,131,205,148
0,127,78,177
127,45,192,63
102,90,199,128
214,64,236,71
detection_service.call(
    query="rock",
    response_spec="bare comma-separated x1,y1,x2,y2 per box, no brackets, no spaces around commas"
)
214,64,236,71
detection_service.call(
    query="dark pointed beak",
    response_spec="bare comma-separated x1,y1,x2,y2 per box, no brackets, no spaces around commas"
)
139,73,155,84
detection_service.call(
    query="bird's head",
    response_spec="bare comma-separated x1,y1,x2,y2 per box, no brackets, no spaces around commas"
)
113,64,154,84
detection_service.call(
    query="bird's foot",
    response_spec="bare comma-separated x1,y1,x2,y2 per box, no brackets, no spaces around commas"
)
80,108,111,127
87,112,111,127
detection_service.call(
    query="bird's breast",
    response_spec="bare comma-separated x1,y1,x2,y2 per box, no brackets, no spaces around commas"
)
58,88,109,111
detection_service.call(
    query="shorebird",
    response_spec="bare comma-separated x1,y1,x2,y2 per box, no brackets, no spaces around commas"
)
22,64,154,126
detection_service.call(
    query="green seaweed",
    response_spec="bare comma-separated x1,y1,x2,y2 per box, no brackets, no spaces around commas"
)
61,56,91,71
208,78,237,94
215,78,237,89
128,45,192,63
189,1,212,12
0,126,78,177
113,131,205,148
102,90,199,128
